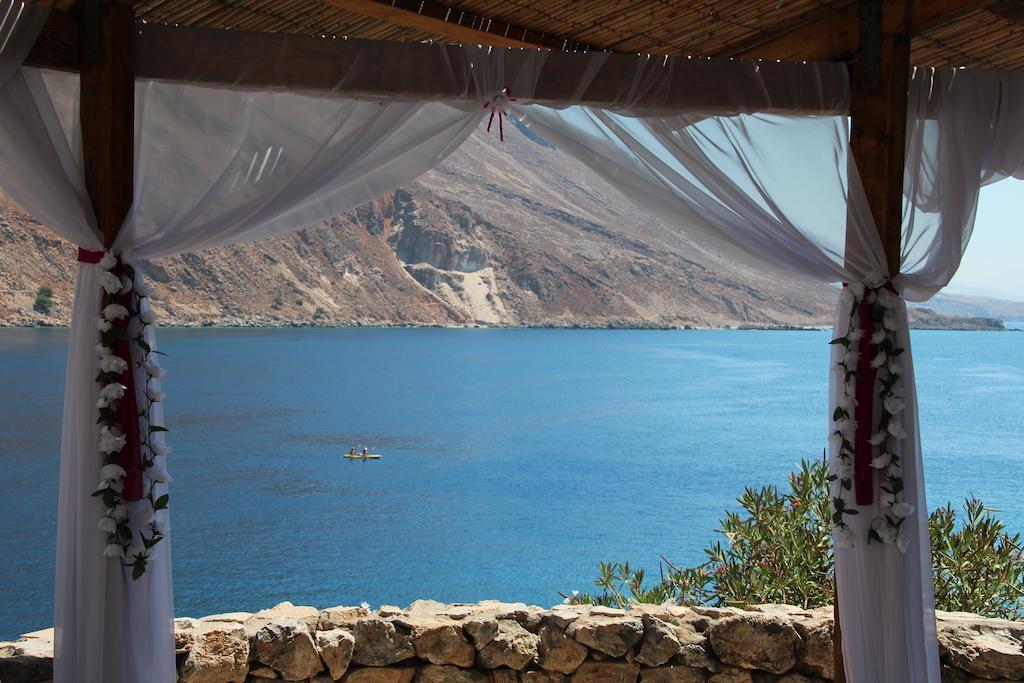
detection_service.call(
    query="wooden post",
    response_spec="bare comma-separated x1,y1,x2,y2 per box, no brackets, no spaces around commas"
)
849,0,911,277
78,0,134,249
834,2,913,681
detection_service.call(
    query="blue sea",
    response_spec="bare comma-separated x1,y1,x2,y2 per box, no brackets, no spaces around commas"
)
1,326,1023,639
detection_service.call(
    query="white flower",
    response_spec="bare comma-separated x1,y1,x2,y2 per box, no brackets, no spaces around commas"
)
844,350,859,368
876,288,899,309
96,344,112,357
151,442,172,457
119,275,133,295
146,385,165,403
99,382,126,401
848,328,864,342
865,272,886,289
888,360,901,375
112,504,129,521
887,422,907,440
848,282,865,299
134,281,154,298
148,467,172,484
871,452,892,469
870,330,886,345
837,461,853,479
100,463,126,481
883,397,905,414
97,397,113,410
868,432,887,446
153,517,168,535
101,271,122,294
879,491,896,506
140,308,158,325
97,516,118,533
892,502,915,518
98,477,124,494
95,316,112,332
870,351,888,369
126,540,146,560
131,503,155,528
144,361,165,378
833,525,856,548
896,532,910,553
99,354,128,374
103,303,129,321
99,426,127,454
98,252,118,270
103,543,125,559
873,520,897,544
882,311,899,331
887,464,902,478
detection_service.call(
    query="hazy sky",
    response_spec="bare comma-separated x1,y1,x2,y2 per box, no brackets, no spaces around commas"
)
948,178,1024,300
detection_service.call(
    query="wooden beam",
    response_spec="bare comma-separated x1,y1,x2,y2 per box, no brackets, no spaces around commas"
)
323,0,569,50
35,19,828,115
78,0,134,249
25,6,78,72
734,0,994,61
849,0,912,276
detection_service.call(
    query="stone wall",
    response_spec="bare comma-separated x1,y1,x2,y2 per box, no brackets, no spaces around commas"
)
2,601,1023,682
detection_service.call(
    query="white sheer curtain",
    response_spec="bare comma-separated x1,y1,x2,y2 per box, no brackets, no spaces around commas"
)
4,1,1024,680
512,67,1024,683
0,7,543,681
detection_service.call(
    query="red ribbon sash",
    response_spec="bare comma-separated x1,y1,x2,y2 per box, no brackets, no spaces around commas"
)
846,281,899,506
80,248,144,501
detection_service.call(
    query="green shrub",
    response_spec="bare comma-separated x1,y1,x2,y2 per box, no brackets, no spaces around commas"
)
569,455,1024,620
33,285,54,314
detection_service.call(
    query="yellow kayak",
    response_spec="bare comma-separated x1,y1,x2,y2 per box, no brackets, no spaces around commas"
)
344,453,381,460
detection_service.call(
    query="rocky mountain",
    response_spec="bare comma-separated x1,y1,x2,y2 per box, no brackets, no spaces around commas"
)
0,120,1007,330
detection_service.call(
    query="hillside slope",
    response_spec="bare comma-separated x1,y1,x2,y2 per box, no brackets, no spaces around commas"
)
0,120,1003,330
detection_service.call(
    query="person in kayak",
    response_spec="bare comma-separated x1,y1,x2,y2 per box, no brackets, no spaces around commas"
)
362,447,369,456
349,448,356,456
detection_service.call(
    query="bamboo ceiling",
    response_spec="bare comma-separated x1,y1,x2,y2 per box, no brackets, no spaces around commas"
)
66,0,1024,70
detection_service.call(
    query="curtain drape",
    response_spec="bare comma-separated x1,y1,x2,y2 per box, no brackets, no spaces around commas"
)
509,67,1024,683
2,2,1023,681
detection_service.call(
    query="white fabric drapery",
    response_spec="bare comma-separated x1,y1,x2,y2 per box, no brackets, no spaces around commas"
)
3,1,1024,680
510,67,1024,682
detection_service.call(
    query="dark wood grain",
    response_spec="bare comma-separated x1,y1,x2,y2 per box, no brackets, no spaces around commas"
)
79,1,134,249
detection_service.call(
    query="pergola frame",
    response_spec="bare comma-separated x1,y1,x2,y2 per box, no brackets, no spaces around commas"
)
18,0,1004,679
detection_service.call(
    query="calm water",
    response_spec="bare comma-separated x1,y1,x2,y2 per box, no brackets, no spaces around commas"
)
1,327,1022,638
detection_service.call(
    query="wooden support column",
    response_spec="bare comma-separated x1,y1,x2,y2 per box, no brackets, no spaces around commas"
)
78,0,134,250
834,2,913,682
849,0,912,277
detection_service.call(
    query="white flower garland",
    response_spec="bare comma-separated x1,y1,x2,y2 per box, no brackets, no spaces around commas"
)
91,251,171,579
830,275,914,552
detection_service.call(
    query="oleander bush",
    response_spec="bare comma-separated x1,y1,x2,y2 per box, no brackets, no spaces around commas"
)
570,455,1024,620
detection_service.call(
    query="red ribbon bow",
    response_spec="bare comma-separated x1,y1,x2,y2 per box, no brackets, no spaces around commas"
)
80,248,144,501
483,88,516,142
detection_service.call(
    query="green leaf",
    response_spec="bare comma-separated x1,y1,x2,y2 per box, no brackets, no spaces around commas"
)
153,494,169,510
132,562,146,580
150,425,169,433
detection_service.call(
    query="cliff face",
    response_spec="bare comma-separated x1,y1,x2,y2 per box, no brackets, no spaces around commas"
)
0,120,995,329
